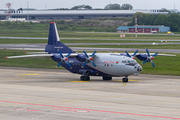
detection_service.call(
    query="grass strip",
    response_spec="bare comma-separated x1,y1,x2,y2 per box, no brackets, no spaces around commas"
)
68,44,180,49
0,49,179,76
0,30,180,40
1,38,180,44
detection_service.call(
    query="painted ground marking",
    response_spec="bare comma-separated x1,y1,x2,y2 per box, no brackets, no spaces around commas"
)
1,100,180,120
68,81,93,83
15,108,41,112
21,73,44,75
52,108,89,112
114,79,142,82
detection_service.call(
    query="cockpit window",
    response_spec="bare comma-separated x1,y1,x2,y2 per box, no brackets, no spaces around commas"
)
122,59,137,64
127,60,131,64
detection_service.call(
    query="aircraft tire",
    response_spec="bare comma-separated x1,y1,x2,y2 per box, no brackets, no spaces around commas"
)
80,76,90,81
102,76,112,81
80,76,84,81
122,78,128,83
84,76,90,81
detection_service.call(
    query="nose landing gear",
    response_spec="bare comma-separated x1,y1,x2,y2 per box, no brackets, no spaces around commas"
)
122,77,128,82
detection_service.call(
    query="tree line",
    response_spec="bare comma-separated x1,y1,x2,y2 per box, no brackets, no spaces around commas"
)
55,3,133,10
128,12,180,32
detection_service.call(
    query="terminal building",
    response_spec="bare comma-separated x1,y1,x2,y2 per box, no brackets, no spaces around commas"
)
116,26,170,33
0,9,168,20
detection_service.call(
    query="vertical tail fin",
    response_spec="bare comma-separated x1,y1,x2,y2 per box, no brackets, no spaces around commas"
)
45,22,74,53
48,22,60,45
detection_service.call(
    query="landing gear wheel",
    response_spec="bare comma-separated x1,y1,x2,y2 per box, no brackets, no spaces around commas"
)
80,76,84,81
80,76,90,81
122,78,128,83
102,76,112,81
84,76,90,81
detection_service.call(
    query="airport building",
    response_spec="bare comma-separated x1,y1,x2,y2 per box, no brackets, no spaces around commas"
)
0,9,168,20
116,26,170,33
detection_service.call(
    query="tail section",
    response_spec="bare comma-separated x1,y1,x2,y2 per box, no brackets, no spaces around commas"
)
48,22,60,45
45,22,74,53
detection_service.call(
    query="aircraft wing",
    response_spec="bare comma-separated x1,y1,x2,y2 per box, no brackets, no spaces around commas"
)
25,52,78,56
4,54,54,59
127,53,176,57
25,52,49,54
4,53,79,59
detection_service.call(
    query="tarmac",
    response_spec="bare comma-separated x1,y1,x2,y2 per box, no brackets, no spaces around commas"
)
1,36,180,41
0,67,180,120
1,44,180,53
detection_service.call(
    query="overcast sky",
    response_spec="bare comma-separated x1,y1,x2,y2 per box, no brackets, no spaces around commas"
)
0,0,179,10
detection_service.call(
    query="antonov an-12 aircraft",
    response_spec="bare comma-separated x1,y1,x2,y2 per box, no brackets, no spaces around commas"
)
4,22,175,82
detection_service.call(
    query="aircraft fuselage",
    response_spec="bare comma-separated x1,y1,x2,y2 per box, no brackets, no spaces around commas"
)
52,53,142,77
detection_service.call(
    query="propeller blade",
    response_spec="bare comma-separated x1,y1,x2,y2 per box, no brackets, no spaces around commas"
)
57,50,64,58
91,50,97,57
152,52,158,57
82,61,88,68
66,62,72,69
142,59,149,65
133,49,138,57
91,61,97,68
66,51,72,58
57,61,63,68
151,60,156,68
82,50,97,68
83,50,89,58
146,48,150,57
125,51,131,57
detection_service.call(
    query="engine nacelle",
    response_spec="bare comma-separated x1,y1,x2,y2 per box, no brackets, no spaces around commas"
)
52,54,62,61
76,54,86,62
136,54,149,61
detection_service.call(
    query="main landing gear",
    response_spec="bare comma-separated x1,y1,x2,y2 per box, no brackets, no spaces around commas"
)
80,70,90,81
122,77,128,83
102,76,112,81
80,76,112,81
80,75,90,81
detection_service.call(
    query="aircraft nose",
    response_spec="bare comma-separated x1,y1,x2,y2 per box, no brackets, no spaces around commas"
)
135,64,142,72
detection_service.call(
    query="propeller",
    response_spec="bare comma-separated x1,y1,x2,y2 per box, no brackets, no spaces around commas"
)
56,50,72,69
142,48,158,68
81,50,97,68
125,49,138,59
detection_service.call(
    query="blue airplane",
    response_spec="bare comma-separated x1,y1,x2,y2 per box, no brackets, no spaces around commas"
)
5,22,175,82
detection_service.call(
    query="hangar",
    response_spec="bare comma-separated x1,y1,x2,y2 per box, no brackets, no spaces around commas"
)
116,26,170,33
0,9,168,20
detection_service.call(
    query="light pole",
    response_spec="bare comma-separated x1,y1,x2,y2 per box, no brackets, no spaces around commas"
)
135,16,137,38
27,2,29,21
